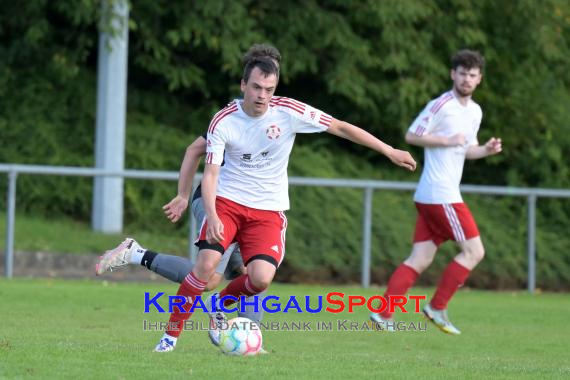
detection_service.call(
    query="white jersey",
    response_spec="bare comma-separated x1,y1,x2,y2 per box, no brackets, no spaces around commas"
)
408,91,482,204
205,97,332,211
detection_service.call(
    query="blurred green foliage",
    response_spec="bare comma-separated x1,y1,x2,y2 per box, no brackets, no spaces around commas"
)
1,0,569,289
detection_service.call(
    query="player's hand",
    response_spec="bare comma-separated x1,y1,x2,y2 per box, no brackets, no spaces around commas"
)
206,214,224,244
387,149,417,171
447,133,466,146
162,195,189,223
484,137,502,155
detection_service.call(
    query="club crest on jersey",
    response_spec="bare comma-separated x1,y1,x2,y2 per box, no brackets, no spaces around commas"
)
310,111,316,120
266,125,281,139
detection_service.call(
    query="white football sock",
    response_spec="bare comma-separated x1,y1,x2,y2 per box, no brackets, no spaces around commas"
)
129,247,146,265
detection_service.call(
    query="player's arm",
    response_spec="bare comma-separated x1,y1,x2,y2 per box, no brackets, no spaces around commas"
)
162,136,207,223
465,137,502,160
327,119,416,171
201,163,224,243
405,132,466,148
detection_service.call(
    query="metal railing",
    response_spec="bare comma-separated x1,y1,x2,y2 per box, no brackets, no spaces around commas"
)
2,163,570,293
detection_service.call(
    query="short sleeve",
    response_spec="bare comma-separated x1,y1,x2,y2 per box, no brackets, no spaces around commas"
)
408,100,440,136
205,120,228,166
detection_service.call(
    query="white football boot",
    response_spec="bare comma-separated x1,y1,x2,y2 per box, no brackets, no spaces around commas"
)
153,335,176,353
422,304,461,335
369,312,396,332
95,238,142,275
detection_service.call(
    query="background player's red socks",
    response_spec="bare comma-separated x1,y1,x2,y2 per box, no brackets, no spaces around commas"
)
380,263,420,319
430,260,470,310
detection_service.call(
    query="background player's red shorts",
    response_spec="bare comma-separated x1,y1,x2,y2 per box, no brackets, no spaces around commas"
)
413,202,480,246
197,196,287,267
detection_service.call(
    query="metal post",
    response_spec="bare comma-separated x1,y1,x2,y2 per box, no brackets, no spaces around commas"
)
92,0,129,233
361,188,373,288
527,195,537,293
5,171,17,278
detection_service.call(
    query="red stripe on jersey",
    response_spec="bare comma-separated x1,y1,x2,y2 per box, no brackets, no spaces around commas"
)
270,102,304,114
208,103,238,134
270,97,306,114
270,100,304,114
415,126,425,136
271,96,305,109
208,104,238,134
319,114,332,127
207,105,233,134
432,96,452,114
205,152,213,164
430,92,453,114
430,92,452,112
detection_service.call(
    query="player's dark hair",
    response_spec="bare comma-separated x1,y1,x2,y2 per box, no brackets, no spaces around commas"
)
242,44,281,67
242,56,280,83
451,50,485,71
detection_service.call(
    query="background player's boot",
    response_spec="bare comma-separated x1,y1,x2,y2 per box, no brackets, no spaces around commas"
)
206,292,227,346
369,312,396,332
422,304,461,335
95,238,142,275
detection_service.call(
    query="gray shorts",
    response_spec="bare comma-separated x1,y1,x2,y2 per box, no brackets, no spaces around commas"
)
192,198,243,276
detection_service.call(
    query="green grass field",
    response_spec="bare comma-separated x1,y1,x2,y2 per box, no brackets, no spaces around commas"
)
1,279,568,379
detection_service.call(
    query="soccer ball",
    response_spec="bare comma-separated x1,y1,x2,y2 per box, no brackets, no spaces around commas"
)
218,317,263,356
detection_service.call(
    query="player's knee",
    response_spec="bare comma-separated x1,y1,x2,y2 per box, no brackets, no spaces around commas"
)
194,260,218,280
249,276,271,292
205,275,222,291
464,244,485,263
405,255,434,273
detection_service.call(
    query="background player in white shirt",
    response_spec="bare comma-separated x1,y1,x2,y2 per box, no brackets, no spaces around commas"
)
370,50,502,335
148,46,416,352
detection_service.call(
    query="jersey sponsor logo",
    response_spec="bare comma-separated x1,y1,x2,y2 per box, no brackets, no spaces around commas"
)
239,151,273,169
266,125,281,139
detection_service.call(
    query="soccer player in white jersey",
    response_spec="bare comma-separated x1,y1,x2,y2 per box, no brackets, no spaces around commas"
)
158,48,416,352
96,45,281,348
102,44,416,353
369,50,502,335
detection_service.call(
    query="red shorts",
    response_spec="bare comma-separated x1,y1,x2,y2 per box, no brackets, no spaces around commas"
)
413,202,479,247
197,197,287,268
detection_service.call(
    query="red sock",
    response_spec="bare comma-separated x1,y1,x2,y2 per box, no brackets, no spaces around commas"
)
380,263,419,319
430,260,470,310
219,274,265,307
166,272,207,337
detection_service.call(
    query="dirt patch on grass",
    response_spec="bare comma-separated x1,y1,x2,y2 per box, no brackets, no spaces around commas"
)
0,251,172,282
